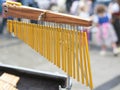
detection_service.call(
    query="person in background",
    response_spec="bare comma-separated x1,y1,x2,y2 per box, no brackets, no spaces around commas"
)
109,0,120,52
0,0,17,34
0,0,6,34
79,2,89,18
66,0,73,13
35,0,50,10
94,4,119,56
89,0,97,15
70,0,79,15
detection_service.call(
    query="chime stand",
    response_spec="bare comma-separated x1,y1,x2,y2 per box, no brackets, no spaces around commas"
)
66,75,72,90
3,1,94,90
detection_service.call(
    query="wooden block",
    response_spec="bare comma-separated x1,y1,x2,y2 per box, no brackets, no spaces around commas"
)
0,73,20,87
0,80,18,90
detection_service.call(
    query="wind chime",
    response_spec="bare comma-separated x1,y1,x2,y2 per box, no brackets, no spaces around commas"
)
3,1,93,90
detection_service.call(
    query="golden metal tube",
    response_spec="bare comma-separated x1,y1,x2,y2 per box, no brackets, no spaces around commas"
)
83,32,89,86
16,21,19,38
38,25,40,54
46,26,49,60
76,30,80,81
62,29,65,71
27,23,29,46
59,27,62,68
62,28,66,72
9,20,13,33
40,25,43,55
48,26,50,60
68,30,72,77
25,22,28,45
78,31,81,81
74,30,78,80
70,30,74,78
20,21,23,40
18,21,20,38
70,30,73,77
49,26,51,62
36,24,38,51
51,26,54,63
36,24,39,52
84,32,93,89
23,22,26,42
7,20,10,32
13,20,17,36
23,22,26,43
17,21,20,39
72,30,75,79
44,25,47,58
29,23,32,48
33,24,36,51
28,23,30,47
56,27,58,66
34,24,37,51
30,24,34,49
54,27,57,65
66,29,70,75
43,25,45,56
38,25,40,53
64,29,67,73
80,31,84,84
30,23,33,48
57,26,61,68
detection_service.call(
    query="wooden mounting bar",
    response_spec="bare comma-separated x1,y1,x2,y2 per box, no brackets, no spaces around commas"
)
3,3,92,26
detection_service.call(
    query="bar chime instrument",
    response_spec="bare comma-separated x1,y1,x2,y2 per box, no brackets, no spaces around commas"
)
3,1,93,90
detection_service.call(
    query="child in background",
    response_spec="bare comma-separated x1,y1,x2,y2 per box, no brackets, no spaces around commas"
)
94,4,118,56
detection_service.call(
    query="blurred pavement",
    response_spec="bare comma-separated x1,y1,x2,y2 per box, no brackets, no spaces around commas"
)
0,33,120,90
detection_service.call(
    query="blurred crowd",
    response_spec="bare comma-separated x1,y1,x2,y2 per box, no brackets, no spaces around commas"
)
0,0,120,56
